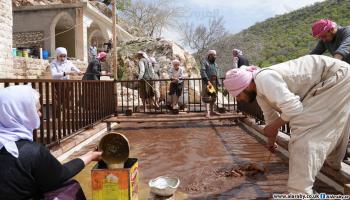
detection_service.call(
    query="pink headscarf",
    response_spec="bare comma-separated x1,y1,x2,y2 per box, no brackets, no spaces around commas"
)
223,66,259,97
312,19,337,38
97,52,107,60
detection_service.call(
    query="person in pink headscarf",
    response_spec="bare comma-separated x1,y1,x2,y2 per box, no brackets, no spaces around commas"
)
310,19,350,64
83,52,109,80
224,55,350,194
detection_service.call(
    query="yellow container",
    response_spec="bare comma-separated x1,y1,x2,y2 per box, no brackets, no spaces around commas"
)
23,49,29,57
92,158,139,200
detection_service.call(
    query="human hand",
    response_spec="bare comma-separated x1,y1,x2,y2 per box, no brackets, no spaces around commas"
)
267,138,278,153
65,71,80,76
79,151,103,165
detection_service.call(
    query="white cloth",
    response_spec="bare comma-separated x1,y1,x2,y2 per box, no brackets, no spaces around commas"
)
233,49,243,56
0,85,40,158
138,58,153,80
232,57,239,69
50,59,81,80
150,57,157,64
137,51,149,60
254,55,350,194
172,59,180,65
56,47,67,56
207,50,217,56
89,46,97,56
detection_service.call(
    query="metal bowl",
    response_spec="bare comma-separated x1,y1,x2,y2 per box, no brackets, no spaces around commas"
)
98,133,130,168
148,176,180,196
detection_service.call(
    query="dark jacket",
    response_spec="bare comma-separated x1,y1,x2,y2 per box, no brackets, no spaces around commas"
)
237,55,250,68
310,26,350,64
83,59,101,80
0,140,84,200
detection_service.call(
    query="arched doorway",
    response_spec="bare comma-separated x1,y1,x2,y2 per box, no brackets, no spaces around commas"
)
50,12,76,58
88,22,109,53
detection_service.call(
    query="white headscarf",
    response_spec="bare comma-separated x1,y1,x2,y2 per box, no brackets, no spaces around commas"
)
150,57,157,64
233,49,243,56
0,85,40,158
172,59,180,66
137,51,149,60
56,47,67,57
207,50,217,56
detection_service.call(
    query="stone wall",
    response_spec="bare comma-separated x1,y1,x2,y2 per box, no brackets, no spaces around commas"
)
0,1,14,78
13,57,88,79
13,57,49,79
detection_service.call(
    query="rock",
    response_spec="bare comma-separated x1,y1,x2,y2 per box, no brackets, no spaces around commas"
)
112,37,200,80
105,37,202,105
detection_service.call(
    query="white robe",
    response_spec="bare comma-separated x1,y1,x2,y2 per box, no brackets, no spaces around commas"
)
50,59,80,80
254,55,350,194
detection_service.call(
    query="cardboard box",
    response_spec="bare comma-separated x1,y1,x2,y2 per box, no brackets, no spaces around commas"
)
92,158,138,200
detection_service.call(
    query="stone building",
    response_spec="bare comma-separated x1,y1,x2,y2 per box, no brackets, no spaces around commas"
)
13,1,135,62
0,1,14,78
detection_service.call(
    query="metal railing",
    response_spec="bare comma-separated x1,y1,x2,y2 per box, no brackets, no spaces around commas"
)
0,79,115,147
115,78,237,114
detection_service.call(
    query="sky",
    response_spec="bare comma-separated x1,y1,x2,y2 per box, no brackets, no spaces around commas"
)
161,0,325,48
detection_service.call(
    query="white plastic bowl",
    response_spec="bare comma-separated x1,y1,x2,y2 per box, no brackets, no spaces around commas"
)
148,176,180,196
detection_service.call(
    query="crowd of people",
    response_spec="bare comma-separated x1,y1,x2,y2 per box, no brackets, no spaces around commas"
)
1,18,350,199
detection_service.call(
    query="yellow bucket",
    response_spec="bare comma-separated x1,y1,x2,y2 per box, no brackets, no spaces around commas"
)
22,50,29,58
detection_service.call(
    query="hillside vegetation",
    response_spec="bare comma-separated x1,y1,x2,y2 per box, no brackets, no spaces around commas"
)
210,0,350,72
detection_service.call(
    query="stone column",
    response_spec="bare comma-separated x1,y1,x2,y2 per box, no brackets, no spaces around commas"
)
75,7,89,62
0,1,13,78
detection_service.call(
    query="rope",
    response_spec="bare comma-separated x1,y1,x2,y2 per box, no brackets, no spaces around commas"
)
14,20,88,46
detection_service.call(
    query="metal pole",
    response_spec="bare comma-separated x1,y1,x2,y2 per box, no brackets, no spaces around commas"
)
112,0,118,79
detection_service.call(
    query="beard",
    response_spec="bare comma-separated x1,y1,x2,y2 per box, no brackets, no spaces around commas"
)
208,57,216,63
244,90,257,103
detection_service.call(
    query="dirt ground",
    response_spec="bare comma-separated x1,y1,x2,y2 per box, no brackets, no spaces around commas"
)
71,119,338,200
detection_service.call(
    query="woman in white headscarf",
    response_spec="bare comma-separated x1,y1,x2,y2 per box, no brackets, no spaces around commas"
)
0,85,102,200
50,47,83,116
50,47,82,80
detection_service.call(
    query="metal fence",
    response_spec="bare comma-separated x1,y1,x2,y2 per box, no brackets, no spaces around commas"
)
115,78,237,114
0,79,115,147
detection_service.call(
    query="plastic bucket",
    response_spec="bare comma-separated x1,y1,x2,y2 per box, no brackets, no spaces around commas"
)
43,50,49,59
17,50,23,57
12,48,17,56
23,49,29,57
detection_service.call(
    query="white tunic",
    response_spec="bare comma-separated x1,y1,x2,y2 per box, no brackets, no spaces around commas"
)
50,59,81,80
